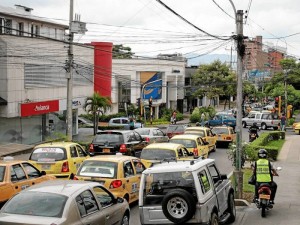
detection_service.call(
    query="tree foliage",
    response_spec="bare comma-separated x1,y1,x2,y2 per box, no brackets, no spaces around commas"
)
84,92,111,135
112,44,135,59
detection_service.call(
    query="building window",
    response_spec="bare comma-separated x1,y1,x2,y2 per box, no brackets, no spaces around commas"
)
18,22,24,36
4,19,12,34
0,18,3,34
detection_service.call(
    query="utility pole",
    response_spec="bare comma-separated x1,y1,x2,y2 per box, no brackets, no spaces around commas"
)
66,0,74,141
234,10,244,199
284,70,288,117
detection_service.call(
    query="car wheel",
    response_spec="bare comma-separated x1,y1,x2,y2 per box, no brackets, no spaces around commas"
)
226,193,236,223
242,122,247,128
120,213,129,225
162,188,196,224
261,123,267,130
210,212,219,225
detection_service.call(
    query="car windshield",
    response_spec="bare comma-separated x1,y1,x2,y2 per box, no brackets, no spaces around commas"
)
185,130,205,137
135,129,150,135
223,116,235,120
94,133,123,143
0,166,5,182
3,192,68,217
212,128,229,134
141,149,176,160
169,139,196,148
30,148,66,162
77,160,117,178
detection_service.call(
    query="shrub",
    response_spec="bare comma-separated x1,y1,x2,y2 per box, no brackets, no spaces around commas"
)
190,107,201,123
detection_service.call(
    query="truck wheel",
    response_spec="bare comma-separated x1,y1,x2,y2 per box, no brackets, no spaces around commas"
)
261,123,267,130
210,212,219,225
162,189,196,224
226,193,236,223
242,122,247,128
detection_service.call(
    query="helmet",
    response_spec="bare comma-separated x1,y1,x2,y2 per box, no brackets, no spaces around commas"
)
258,149,267,159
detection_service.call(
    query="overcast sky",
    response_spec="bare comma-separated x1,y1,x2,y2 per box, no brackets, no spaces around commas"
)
2,0,300,60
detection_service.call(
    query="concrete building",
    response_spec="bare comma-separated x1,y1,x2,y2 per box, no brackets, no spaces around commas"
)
0,5,94,144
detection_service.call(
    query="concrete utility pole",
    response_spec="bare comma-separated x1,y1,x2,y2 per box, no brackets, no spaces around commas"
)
234,10,244,199
66,0,74,141
284,70,288,117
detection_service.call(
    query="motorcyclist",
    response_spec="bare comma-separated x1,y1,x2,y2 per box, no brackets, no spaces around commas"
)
252,149,278,204
249,122,260,141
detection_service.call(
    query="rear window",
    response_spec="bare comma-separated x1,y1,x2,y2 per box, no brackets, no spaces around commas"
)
212,128,229,134
3,192,67,217
94,133,123,143
169,139,196,148
30,148,66,162
185,130,205,137
141,149,176,160
0,166,5,182
167,126,185,133
136,129,150,135
77,160,117,178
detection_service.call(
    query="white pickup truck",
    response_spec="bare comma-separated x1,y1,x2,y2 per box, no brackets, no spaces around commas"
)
242,111,280,130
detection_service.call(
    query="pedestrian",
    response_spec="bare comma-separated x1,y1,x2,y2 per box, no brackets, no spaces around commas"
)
280,113,286,131
129,118,135,130
201,112,205,126
171,110,177,124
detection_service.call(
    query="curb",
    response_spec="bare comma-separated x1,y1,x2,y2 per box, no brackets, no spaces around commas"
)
235,199,251,206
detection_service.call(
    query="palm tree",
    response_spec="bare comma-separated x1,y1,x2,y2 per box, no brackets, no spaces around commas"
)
84,92,111,135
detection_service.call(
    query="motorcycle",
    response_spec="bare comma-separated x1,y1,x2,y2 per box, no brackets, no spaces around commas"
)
254,167,281,217
249,131,258,142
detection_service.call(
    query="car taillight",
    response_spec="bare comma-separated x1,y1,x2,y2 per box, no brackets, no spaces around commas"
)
110,180,122,189
145,137,150,143
61,161,69,172
119,144,127,153
89,144,94,152
226,137,232,140
193,148,198,156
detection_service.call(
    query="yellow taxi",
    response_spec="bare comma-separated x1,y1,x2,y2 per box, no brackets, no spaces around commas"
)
294,123,300,134
184,126,217,152
0,157,55,204
211,126,236,147
169,134,209,158
140,143,195,168
74,154,146,204
28,142,90,179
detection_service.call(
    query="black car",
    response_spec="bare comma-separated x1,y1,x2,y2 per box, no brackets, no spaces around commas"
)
89,130,147,157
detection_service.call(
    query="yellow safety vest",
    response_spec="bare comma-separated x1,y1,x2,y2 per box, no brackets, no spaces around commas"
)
256,159,272,182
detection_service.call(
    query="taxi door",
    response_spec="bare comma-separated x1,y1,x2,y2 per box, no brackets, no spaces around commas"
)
205,129,217,151
9,164,31,196
197,137,209,158
69,144,87,174
123,160,139,203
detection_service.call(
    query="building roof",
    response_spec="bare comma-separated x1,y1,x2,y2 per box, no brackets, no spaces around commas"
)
0,5,68,29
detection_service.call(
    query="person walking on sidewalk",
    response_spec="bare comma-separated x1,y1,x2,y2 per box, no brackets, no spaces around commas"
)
252,149,278,204
280,113,286,131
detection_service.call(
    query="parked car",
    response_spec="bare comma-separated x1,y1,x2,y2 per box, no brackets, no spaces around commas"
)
169,134,209,158
29,142,90,179
74,154,146,204
108,117,142,129
89,130,147,157
78,116,93,128
140,143,194,168
135,127,169,144
166,124,191,139
139,158,236,224
0,180,130,225
0,157,55,205
184,127,217,152
242,111,280,130
211,126,236,147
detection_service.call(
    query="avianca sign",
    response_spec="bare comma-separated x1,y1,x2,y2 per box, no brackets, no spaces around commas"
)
21,100,59,117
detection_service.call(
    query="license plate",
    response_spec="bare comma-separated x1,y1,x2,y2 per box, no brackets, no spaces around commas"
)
259,194,270,199
227,122,232,124
103,148,110,153
42,164,51,170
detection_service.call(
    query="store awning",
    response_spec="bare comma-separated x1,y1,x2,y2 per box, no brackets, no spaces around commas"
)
0,97,7,106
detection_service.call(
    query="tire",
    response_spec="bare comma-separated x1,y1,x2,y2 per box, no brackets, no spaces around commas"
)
226,193,236,223
120,213,129,225
261,123,267,130
261,204,266,217
210,212,219,225
162,188,196,224
242,122,247,128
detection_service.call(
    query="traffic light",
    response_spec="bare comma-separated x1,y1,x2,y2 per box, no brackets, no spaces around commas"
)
149,97,152,108
136,98,141,108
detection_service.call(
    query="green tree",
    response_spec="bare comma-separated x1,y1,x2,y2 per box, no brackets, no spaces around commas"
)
84,92,111,135
112,44,135,59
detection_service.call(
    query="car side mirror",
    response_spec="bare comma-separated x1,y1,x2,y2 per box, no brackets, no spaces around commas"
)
188,152,194,156
40,171,46,176
117,197,125,203
205,141,209,145
69,173,75,180
221,174,228,180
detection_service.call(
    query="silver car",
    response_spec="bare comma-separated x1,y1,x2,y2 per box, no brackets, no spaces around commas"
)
135,127,169,144
0,180,130,225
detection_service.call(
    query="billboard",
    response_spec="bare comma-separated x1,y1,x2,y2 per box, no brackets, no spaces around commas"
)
140,72,162,100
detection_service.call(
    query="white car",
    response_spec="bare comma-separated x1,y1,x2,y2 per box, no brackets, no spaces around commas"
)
108,117,142,129
139,158,235,224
